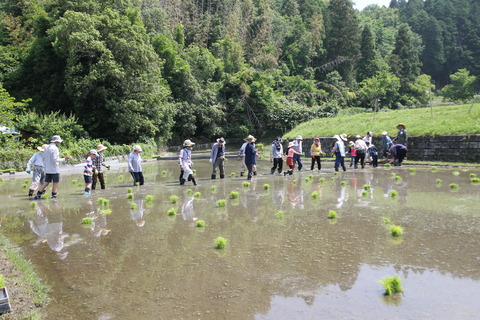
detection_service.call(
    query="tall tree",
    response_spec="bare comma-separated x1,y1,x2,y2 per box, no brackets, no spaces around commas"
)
357,24,380,82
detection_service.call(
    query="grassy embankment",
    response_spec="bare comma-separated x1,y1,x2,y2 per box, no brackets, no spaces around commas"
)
283,104,480,139
0,234,49,319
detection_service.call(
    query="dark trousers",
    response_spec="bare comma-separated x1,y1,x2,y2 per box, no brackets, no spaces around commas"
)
311,156,321,170
396,149,407,164
271,158,283,173
334,154,346,171
130,171,144,186
372,155,378,167
92,172,105,190
246,164,254,180
355,151,365,168
293,153,303,170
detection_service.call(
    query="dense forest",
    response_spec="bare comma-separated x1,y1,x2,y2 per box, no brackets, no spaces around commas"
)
1,0,479,145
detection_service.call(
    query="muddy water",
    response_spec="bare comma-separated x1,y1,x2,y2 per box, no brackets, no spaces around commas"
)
1,161,479,319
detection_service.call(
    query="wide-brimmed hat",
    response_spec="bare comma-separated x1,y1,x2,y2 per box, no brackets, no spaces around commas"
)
396,123,406,129
288,141,295,148
332,135,340,140
339,134,348,141
37,144,48,152
349,141,354,146
50,135,63,143
183,139,195,147
89,149,98,156
96,144,108,152
382,131,388,135
217,137,225,144
133,145,143,152
296,135,303,140
314,137,320,141
355,135,361,139
244,135,256,142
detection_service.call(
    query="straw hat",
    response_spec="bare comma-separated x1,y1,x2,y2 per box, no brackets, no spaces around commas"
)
50,135,63,143
288,141,295,148
217,137,225,144
396,123,405,129
133,145,143,152
183,139,195,147
339,134,348,141
244,135,256,142
96,144,108,152
37,144,48,152
296,135,303,140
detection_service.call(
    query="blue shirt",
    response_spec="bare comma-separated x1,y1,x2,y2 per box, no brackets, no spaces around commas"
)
244,143,256,165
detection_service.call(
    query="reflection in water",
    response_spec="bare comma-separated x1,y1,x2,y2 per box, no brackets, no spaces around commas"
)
84,199,111,237
180,196,196,221
130,199,145,227
28,202,70,259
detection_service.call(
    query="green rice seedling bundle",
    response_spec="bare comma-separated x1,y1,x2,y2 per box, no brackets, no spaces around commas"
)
135,182,140,186
471,177,480,183
119,175,124,181
231,172,236,177
214,236,227,249
243,182,250,188
169,195,179,203
162,170,167,175
311,191,319,199
305,177,311,182
449,183,459,189
192,169,197,174
361,190,369,196
23,179,29,184
101,209,112,215
230,191,239,199
431,166,438,171
30,201,37,208
436,178,442,184
97,197,106,204
363,184,371,191
194,192,201,198
216,199,227,207
380,276,403,295
390,173,397,177
340,181,347,187
22,184,27,188
71,179,78,185
0,178,4,182
469,173,477,178
318,177,326,183
390,225,403,237
196,220,205,227
41,193,49,199
275,210,284,219
328,210,337,219
130,202,137,210
384,163,391,168
382,217,392,224
409,168,416,173
127,187,133,193
293,180,297,184
127,193,134,199
395,175,402,182
389,190,398,197
263,184,270,190
210,185,217,192
309,174,314,179
186,188,193,195
452,170,460,176
167,208,176,216
145,195,154,202
81,217,93,225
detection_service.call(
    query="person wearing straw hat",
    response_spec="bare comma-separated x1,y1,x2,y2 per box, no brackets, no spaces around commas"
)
293,135,304,171
209,137,226,179
34,135,70,199
83,149,98,195
92,144,110,190
332,135,346,172
26,144,47,197
244,135,257,180
128,145,144,186
393,123,407,146
179,139,197,185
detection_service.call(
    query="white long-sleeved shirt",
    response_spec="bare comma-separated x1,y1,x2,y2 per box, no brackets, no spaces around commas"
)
44,143,66,174
26,152,44,171
127,152,142,172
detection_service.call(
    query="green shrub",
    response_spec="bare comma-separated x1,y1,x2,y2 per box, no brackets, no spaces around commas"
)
380,276,403,295
214,237,227,249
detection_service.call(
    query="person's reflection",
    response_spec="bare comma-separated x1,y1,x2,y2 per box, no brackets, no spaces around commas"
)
336,183,348,209
180,196,197,221
130,199,145,227
28,202,69,259
85,199,110,237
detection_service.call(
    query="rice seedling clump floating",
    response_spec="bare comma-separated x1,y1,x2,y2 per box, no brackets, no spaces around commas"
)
328,210,337,219
167,208,177,216
230,191,239,199
214,237,227,249
390,225,403,237
196,220,205,227
216,199,227,207
380,276,403,295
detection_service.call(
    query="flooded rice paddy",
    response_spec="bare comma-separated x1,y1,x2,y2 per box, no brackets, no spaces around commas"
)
1,160,480,319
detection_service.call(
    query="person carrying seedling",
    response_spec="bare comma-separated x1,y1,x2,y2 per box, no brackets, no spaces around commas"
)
34,135,70,200
270,137,284,174
284,141,302,176
128,145,144,186
83,149,98,196
310,137,323,170
293,135,304,171
26,144,47,197
92,144,110,190
179,139,197,185
244,135,257,180
332,135,346,172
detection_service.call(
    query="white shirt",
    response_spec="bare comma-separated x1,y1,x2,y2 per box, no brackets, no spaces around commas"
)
44,143,66,174
26,152,44,171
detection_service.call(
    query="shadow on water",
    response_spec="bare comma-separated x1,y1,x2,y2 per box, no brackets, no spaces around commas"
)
1,161,480,319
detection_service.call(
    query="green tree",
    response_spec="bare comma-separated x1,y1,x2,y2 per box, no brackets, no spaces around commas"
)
358,70,400,110
357,24,380,82
440,69,477,102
